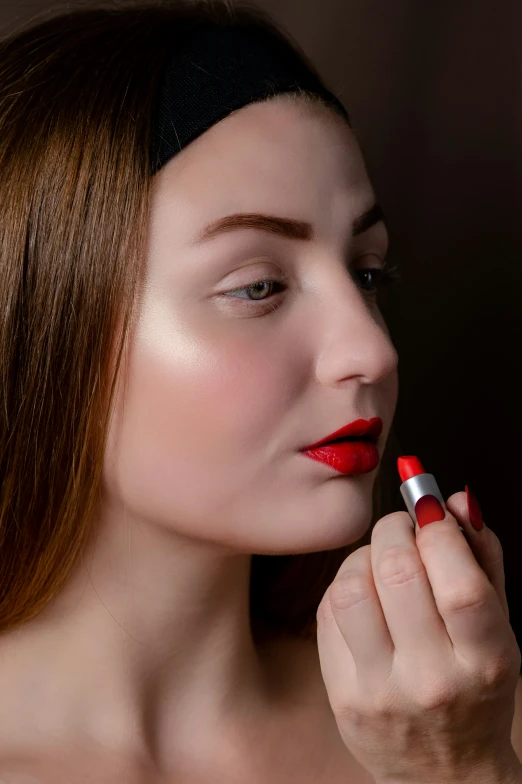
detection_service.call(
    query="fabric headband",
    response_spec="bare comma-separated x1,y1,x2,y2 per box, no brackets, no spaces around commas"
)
150,20,349,176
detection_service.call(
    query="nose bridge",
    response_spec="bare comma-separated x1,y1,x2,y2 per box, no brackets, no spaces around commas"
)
314,271,398,384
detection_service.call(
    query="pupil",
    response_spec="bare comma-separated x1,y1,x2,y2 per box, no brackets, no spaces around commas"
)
252,282,269,299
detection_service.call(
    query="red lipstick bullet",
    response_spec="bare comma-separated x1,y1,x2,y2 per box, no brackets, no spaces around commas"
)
397,456,461,530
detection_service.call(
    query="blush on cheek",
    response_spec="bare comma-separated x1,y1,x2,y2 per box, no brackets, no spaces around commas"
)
203,336,297,449
104,331,291,523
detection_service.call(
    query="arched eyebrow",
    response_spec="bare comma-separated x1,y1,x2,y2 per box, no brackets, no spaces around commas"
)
191,203,386,245
352,203,385,236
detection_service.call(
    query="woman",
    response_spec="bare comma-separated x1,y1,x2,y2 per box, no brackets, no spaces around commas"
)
1,1,521,782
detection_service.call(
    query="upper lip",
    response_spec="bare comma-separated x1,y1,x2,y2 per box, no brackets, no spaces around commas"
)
301,417,383,450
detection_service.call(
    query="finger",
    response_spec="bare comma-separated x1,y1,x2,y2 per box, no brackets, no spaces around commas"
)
414,500,512,670
370,511,454,675
445,490,510,621
316,544,394,697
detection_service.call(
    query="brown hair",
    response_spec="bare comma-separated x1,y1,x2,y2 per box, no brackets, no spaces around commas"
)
0,0,403,640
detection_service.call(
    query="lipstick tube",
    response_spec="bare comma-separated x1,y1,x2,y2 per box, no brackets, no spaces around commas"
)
398,456,464,533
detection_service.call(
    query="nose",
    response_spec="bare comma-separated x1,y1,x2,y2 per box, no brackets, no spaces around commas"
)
313,270,399,387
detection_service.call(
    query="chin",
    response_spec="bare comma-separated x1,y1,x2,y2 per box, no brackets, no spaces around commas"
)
253,506,374,556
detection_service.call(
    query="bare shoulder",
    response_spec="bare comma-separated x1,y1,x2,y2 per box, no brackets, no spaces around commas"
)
0,764,52,784
0,627,376,784
0,755,57,784
0,752,150,784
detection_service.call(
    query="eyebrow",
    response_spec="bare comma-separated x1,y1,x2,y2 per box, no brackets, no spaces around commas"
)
192,202,385,245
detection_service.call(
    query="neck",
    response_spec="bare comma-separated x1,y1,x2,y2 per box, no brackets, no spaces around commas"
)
0,502,286,774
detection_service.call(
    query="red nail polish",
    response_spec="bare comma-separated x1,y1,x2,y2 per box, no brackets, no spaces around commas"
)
465,485,484,531
415,495,445,528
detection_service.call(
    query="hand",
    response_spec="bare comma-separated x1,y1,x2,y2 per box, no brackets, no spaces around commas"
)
316,490,522,784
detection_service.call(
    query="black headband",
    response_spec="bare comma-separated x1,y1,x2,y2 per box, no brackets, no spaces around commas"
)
150,21,349,176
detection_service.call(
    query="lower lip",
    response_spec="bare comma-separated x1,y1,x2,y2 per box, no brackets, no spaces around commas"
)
301,440,380,475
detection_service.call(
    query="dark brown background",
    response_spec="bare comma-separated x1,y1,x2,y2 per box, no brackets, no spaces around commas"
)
1,1,521,639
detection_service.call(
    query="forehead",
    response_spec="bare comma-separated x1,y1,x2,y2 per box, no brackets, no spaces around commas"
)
150,97,375,237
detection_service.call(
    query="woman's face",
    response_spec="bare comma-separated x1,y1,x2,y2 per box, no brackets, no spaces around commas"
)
103,96,399,554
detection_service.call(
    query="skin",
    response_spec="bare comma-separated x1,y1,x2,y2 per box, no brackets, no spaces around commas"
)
0,95,398,780
317,497,522,784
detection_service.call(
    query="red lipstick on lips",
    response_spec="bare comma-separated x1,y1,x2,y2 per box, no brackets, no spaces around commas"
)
301,417,383,476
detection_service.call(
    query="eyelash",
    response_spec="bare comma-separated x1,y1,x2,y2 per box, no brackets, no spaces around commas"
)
223,260,402,308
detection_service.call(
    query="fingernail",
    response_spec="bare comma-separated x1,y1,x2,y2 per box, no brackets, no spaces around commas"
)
465,485,484,531
415,495,445,528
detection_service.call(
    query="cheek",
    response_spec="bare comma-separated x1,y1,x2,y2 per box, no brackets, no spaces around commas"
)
102,320,287,526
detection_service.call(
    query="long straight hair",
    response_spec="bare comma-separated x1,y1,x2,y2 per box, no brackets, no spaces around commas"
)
0,0,403,640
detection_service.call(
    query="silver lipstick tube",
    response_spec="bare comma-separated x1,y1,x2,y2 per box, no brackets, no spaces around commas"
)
400,472,464,532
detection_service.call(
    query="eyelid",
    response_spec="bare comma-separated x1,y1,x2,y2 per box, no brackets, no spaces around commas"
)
218,262,288,288
352,251,386,266
216,244,387,296
351,231,388,257
216,257,401,314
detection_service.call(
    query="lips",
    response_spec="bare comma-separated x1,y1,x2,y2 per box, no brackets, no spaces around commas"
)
300,417,383,476
301,417,383,451
302,440,380,475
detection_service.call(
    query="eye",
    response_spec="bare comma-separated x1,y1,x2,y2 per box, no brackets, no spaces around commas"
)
353,260,401,295
223,278,287,302
220,261,401,309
